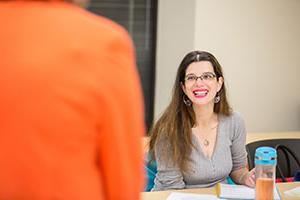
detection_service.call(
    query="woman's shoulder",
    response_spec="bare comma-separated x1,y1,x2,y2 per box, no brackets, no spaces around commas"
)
220,111,244,123
219,111,246,140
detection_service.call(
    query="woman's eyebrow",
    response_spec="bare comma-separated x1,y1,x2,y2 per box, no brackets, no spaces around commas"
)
186,72,214,76
185,73,196,76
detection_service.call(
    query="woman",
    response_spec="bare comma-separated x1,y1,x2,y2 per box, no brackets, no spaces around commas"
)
149,50,255,190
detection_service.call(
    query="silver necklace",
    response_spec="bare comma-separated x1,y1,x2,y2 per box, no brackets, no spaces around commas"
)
193,116,219,147
203,139,210,146
197,124,217,147
203,139,209,147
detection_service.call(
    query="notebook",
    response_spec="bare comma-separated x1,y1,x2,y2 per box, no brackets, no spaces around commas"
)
216,183,280,200
166,192,220,200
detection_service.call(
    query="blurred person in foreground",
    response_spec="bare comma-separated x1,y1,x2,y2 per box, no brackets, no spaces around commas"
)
0,0,145,199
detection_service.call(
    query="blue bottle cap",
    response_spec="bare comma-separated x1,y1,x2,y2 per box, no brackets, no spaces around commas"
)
255,146,277,166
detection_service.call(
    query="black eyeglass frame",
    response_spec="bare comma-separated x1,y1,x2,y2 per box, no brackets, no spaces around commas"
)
184,72,217,83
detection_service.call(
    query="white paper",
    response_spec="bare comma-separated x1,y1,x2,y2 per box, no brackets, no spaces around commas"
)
284,186,300,197
166,192,221,200
219,183,280,200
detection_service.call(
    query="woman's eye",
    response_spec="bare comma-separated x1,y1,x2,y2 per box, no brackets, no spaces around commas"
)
187,76,196,81
203,75,210,80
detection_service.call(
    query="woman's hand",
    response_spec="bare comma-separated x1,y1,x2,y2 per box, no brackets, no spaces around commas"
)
231,167,256,188
243,168,255,188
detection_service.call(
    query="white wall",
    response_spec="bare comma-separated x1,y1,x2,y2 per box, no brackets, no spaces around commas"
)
154,0,196,118
155,0,300,132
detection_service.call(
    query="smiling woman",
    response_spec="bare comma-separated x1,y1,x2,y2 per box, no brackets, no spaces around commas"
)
148,50,255,191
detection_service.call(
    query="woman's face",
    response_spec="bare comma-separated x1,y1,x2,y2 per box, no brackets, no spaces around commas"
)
181,61,223,106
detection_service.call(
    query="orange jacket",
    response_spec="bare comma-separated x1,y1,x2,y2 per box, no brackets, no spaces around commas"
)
0,1,145,199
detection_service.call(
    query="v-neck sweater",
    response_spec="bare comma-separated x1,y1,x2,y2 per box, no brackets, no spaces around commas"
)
152,111,247,191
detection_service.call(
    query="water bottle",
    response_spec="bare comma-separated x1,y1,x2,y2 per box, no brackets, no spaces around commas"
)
255,146,277,200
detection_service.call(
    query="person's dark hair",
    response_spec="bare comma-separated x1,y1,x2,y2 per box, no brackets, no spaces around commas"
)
149,50,232,172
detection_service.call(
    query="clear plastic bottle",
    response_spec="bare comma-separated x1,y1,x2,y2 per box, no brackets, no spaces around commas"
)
255,146,277,200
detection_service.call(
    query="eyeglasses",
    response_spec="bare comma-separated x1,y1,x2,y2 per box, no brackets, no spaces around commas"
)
185,72,216,84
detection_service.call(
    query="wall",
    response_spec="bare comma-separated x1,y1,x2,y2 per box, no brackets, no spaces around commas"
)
155,0,300,132
154,0,196,119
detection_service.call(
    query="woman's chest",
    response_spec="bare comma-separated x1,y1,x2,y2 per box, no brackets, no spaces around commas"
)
183,135,233,184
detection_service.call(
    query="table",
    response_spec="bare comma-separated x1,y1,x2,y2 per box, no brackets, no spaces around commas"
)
246,131,300,144
277,182,300,200
141,182,300,200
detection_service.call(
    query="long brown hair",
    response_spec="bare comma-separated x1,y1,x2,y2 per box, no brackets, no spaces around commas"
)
149,50,232,172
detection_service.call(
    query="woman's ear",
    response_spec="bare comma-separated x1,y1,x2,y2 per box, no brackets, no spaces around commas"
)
181,82,187,94
217,77,224,92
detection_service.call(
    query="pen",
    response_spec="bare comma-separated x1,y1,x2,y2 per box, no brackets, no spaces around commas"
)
216,182,220,197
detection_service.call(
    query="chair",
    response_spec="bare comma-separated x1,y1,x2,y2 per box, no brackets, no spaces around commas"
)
144,158,157,191
246,139,300,179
